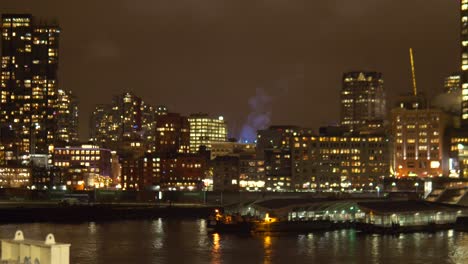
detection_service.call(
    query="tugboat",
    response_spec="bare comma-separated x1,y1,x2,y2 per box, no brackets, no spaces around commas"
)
207,209,254,233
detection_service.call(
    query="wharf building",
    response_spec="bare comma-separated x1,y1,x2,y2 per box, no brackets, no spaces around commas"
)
340,72,386,133
188,113,228,153
291,127,389,192
120,152,207,191
211,152,265,192
391,94,450,178
0,14,61,162
52,144,112,190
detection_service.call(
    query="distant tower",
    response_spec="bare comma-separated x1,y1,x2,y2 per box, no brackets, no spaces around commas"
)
89,92,155,149
188,113,227,153
340,71,386,132
444,73,461,94
0,14,60,161
55,89,79,145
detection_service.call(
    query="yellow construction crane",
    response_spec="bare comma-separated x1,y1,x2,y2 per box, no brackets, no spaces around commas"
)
409,48,418,96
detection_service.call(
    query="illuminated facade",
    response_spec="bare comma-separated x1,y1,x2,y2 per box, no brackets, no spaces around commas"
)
120,152,158,190
165,154,206,191
391,96,450,178
257,126,304,191
0,14,60,160
121,153,207,191
53,144,112,187
447,128,468,178
461,0,468,124
256,126,310,191
291,133,389,192
211,153,265,192
340,72,386,132
55,89,79,145
0,166,30,188
445,73,461,94
89,92,155,149
155,112,190,154
238,154,265,191
188,113,227,153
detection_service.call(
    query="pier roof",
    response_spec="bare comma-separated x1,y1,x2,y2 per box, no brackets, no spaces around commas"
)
357,201,463,214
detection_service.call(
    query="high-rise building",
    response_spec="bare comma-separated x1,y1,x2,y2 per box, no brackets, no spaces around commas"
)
89,92,155,149
0,14,60,161
461,0,468,124
154,112,190,154
445,73,461,94
55,89,79,145
89,105,113,146
188,113,227,153
340,72,386,132
391,95,450,178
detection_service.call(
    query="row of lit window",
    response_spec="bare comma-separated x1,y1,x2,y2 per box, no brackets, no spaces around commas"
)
56,150,101,155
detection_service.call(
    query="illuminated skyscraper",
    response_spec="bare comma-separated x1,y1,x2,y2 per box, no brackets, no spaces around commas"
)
188,113,227,153
461,0,468,124
55,89,79,145
0,14,60,161
445,73,461,94
89,92,155,149
340,72,386,132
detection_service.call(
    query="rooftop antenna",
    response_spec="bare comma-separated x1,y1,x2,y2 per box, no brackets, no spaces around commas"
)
409,48,418,96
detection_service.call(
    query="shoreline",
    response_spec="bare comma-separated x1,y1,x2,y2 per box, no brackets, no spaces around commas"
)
0,203,218,223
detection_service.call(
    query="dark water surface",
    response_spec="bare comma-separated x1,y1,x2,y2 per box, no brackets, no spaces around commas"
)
0,219,467,263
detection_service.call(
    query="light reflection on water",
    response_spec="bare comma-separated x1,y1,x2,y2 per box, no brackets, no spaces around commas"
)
0,220,466,264
211,233,221,264
263,235,272,264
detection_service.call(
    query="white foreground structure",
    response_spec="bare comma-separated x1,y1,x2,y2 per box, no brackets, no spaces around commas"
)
1,230,70,264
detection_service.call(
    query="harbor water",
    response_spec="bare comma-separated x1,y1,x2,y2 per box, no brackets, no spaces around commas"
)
0,219,467,263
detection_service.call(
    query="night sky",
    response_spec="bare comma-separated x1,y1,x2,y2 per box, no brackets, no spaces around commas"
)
0,0,460,141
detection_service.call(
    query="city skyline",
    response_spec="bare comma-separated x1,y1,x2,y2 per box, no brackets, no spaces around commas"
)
0,1,459,140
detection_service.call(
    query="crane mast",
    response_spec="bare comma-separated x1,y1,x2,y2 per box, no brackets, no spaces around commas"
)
409,48,418,96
